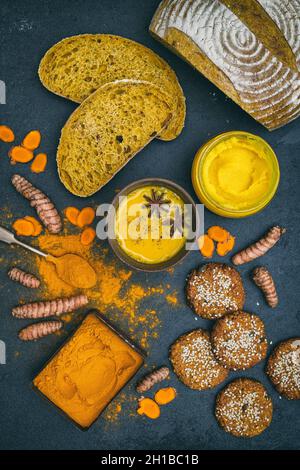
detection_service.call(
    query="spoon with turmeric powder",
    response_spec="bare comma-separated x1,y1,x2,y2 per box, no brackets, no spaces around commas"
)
0,226,97,289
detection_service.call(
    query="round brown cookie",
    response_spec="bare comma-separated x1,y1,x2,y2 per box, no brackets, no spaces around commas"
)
266,338,300,400
215,378,273,437
186,263,245,319
169,329,228,390
211,311,268,370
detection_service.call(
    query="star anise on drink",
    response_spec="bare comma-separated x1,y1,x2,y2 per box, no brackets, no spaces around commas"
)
163,206,185,238
143,189,171,218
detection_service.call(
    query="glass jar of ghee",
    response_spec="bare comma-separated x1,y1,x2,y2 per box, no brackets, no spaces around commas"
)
192,131,280,218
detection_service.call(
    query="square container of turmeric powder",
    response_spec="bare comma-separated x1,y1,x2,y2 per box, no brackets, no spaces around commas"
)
33,311,145,430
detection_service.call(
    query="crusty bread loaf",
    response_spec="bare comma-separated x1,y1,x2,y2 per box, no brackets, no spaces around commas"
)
39,34,185,141
150,0,300,130
57,80,172,197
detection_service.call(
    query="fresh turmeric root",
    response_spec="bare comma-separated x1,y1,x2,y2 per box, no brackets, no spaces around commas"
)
154,387,177,405
198,234,215,258
77,207,95,227
12,218,35,236
31,153,47,173
207,226,230,243
0,125,15,143
137,398,160,419
217,234,235,256
8,267,40,288
65,206,80,226
19,321,63,341
12,294,88,319
22,130,41,150
80,227,96,246
9,146,34,163
136,366,170,393
252,267,278,308
232,226,286,265
12,174,62,234
24,216,42,236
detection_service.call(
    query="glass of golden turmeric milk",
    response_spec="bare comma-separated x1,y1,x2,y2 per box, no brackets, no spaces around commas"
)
192,131,280,218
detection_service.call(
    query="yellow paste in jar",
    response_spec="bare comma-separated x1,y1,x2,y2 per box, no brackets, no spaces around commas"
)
201,136,274,211
34,313,143,428
115,186,186,264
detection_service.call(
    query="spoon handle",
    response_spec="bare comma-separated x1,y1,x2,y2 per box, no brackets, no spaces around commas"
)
0,225,47,258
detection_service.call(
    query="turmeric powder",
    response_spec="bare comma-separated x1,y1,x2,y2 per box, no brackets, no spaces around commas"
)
0,125,15,143
34,313,143,428
22,130,41,150
31,153,47,173
9,146,34,163
198,234,214,258
137,397,160,419
77,207,95,227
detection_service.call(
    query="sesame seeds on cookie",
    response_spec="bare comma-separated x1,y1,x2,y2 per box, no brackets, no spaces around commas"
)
266,338,300,400
211,311,268,370
186,263,245,320
215,378,273,438
169,329,228,390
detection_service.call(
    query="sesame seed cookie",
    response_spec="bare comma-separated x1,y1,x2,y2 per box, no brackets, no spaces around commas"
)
169,329,228,390
211,311,268,370
215,378,273,437
186,263,245,320
266,338,300,400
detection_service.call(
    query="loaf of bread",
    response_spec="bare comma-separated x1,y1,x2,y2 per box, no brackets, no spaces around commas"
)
150,0,300,130
57,80,172,197
39,34,185,141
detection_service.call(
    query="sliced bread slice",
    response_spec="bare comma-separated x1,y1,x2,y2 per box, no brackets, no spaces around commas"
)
39,34,185,141
57,80,172,197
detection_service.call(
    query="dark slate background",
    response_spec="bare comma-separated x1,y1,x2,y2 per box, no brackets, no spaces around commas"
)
0,0,299,451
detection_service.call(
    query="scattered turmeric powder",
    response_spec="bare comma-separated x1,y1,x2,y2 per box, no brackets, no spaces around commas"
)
154,387,177,405
80,227,96,246
77,207,95,227
198,234,214,258
217,234,235,256
12,218,35,236
31,152,47,173
24,216,42,236
0,125,15,143
65,206,80,226
9,146,34,163
207,226,230,242
137,397,160,419
22,130,41,150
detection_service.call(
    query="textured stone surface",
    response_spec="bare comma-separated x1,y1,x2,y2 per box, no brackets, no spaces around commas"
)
0,0,299,451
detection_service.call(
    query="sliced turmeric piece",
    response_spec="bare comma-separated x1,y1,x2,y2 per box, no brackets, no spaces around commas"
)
31,153,47,173
198,234,215,258
22,130,41,150
0,125,15,143
154,387,177,405
65,206,80,226
217,235,235,256
77,207,95,228
80,227,96,246
137,398,160,419
207,226,230,243
9,146,34,163
24,216,42,236
12,218,35,236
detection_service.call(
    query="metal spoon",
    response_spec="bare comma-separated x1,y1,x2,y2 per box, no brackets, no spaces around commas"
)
0,225,97,289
